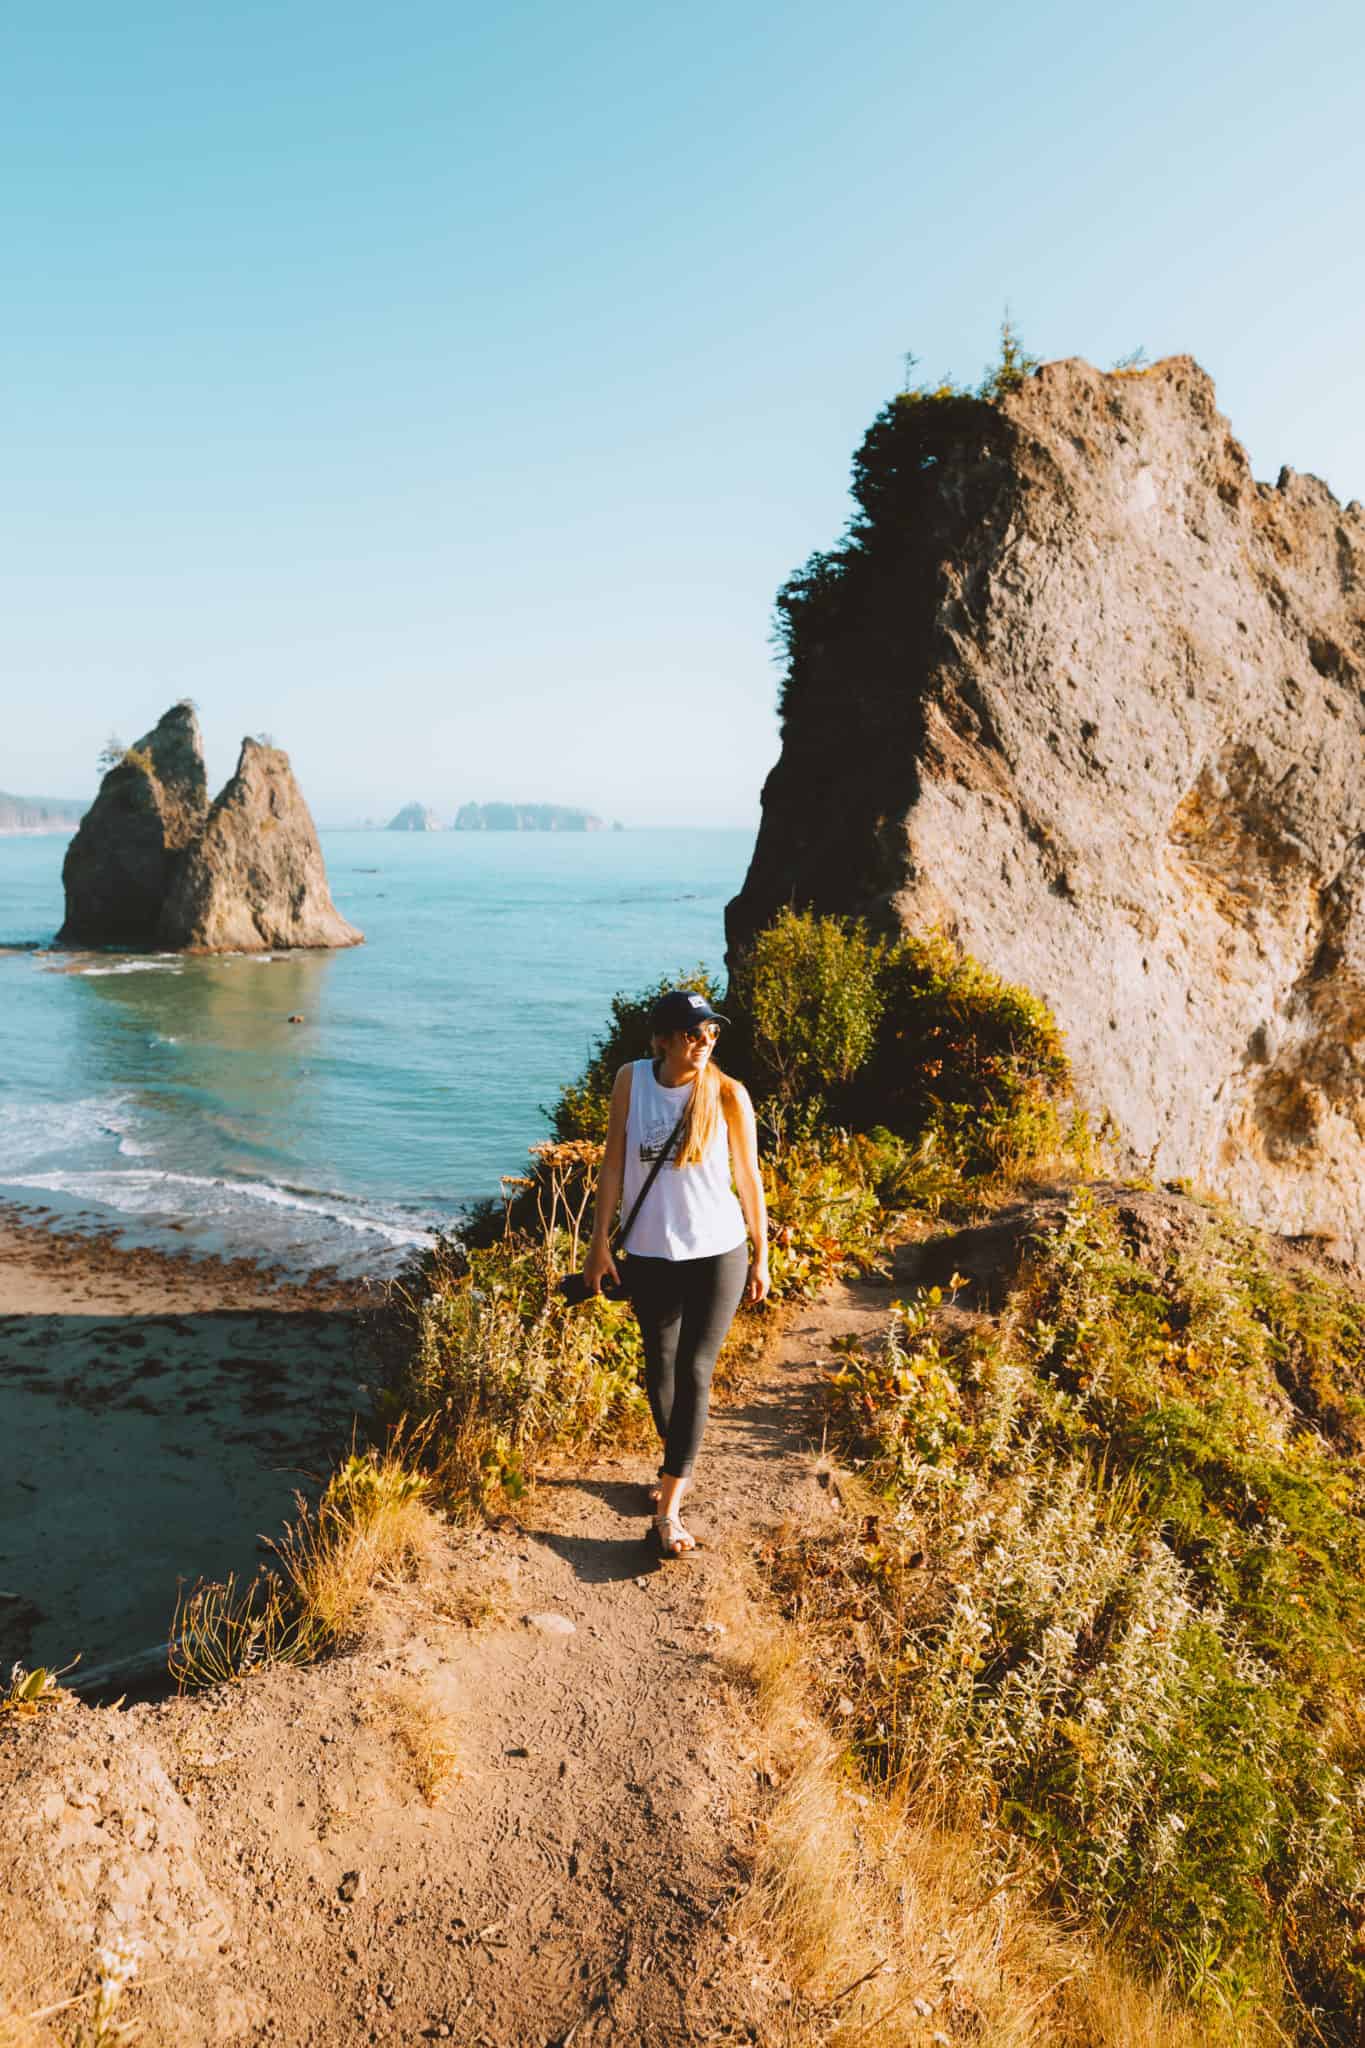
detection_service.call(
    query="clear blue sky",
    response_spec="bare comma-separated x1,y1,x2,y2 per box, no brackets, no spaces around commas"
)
3,0,1362,826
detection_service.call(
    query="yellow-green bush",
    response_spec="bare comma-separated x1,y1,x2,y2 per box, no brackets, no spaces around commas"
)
850,926,1080,1173
728,905,885,1131
726,907,1082,1176
799,1192,1365,2039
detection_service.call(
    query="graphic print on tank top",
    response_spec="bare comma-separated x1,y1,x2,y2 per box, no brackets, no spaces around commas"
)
638,1100,682,1163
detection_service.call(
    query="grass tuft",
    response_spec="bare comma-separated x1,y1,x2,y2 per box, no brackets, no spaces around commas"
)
169,1436,439,1691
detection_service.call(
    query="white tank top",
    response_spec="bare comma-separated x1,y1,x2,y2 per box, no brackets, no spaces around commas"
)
620,1059,747,1261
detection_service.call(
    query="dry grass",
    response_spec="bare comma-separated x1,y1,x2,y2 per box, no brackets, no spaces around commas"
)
170,1437,442,1691
373,1676,462,1806
0,2015,47,2048
0,1937,146,2048
277,1444,438,1642
711,1563,1223,2048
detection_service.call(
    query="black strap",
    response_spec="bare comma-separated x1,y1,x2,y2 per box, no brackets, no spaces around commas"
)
613,1102,687,1258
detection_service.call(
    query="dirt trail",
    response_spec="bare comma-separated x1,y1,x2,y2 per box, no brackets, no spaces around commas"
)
0,1276,895,2048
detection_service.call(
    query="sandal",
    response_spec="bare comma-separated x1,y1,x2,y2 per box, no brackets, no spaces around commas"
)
654,1511,696,1558
646,1466,664,1511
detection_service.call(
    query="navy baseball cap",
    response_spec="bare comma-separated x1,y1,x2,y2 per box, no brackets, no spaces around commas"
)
649,988,729,1033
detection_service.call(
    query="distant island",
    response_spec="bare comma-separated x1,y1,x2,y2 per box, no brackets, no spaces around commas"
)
0,791,88,835
386,803,442,832
453,803,611,832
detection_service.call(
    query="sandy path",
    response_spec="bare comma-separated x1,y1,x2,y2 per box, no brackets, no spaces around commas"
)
0,1270,895,2047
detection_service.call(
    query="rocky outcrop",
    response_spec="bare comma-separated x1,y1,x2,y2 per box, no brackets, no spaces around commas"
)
159,739,362,951
728,355,1365,1260
59,711,359,952
386,802,442,832
58,704,209,944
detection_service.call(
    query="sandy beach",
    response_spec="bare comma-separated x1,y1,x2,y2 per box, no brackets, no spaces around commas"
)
0,1204,374,1691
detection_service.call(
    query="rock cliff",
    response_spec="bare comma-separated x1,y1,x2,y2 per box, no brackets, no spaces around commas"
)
58,704,209,945
387,802,442,832
60,713,360,952
727,355,1365,1259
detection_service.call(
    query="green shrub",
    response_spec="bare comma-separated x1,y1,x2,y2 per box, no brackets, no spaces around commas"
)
729,906,885,1132
723,907,1082,1177
852,927,1079,1173
802,1191,1365,2036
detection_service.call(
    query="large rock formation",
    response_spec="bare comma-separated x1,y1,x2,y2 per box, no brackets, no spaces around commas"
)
60,712,360,952
727,355,1365,1259
58,704,209,945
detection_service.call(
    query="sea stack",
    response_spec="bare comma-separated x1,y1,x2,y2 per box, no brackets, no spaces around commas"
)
386,802,441,832
58,703,209,946
727,355,1365,1261
60,710,361,953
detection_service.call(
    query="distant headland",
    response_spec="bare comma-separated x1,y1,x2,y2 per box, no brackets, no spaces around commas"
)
0,791,88,835
383,801,621,832
453,802,614,832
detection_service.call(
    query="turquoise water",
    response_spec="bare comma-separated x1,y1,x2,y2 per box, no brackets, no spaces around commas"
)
0,829,751,1275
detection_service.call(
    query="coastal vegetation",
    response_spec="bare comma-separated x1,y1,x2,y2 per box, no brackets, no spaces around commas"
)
376,901,1365,2040
146,895,1365,2040
790,1193,1365,2040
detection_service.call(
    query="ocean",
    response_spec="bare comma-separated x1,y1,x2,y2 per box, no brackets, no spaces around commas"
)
0,828,753,1276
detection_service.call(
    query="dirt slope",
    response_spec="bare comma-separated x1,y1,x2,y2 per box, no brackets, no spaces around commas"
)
0,1283,888,2047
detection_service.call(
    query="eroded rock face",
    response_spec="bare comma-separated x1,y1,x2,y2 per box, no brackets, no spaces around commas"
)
58,704,209,944
727,355,1365,1259
158,739,362,951
58,712,359,952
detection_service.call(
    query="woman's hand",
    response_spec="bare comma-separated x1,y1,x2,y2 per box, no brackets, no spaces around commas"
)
583,1240,620,1295
744,1253,771,1306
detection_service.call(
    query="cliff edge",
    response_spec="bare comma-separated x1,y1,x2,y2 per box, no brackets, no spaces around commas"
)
727,355,1365,1259
59,711,360,952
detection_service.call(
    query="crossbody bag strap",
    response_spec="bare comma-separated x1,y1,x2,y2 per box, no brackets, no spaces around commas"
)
612,1106,686,1258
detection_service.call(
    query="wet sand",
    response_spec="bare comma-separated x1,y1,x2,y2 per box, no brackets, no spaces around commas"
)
0,1204,376,1688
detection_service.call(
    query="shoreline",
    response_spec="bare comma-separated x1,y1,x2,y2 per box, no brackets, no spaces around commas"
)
0,1205,382,1692
0,1198,373,1315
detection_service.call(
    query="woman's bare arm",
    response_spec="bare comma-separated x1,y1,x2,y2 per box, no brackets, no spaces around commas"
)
723,1079,770,1305
584,1064,632,1290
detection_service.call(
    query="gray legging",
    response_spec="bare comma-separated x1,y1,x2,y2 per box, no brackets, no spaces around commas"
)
626,1241,748,1478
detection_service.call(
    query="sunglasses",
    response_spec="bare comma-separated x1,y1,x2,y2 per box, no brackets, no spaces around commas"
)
682,1023,720,1042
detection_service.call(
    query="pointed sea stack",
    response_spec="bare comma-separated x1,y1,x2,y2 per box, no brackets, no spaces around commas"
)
158,738,362,951
58,703,209,945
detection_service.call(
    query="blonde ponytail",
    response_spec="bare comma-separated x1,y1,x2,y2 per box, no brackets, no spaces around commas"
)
649,1039,725,1167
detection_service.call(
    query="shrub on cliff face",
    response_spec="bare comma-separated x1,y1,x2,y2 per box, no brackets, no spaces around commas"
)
728,906,885,1133
725,908,1080,1174
850,927,1078,1173
774,322,1037,736
793,1191,1365,2038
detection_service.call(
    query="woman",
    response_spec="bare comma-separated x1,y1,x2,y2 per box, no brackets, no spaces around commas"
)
582,987,769,1556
